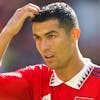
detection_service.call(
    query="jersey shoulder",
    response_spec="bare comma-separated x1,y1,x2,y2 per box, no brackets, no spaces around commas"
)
19,64,51,71
91,64,100,78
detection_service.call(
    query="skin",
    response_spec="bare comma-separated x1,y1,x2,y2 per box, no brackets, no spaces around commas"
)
0,3,40,64
32,19,85,81
0,3,85,81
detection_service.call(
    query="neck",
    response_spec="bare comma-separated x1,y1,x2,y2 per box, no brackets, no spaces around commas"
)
55,47,85,82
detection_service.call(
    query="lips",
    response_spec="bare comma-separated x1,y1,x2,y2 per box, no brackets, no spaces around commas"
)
43,54,54,60
45,55,54,58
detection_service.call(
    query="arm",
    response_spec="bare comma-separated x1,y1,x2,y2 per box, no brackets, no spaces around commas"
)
0,3,40,65
0,4,40,99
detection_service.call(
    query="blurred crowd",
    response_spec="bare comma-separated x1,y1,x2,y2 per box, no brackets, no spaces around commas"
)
0,0,100,72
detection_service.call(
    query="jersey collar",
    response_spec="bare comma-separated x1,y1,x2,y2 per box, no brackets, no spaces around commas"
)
49,58,94,90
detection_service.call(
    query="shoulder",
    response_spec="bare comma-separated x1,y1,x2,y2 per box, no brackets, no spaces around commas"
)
29,64,52,72
91,64,100,78
17,64,53,82
18,64,52,74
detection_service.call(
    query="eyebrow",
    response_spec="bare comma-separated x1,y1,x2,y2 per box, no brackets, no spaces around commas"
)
33,30,58,37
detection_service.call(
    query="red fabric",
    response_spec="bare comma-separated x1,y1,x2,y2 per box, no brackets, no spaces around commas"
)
51,72,100,100
0,65,100,100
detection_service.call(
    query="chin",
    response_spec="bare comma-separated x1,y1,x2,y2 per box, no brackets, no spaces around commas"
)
46,63,56,69
48,65,59,70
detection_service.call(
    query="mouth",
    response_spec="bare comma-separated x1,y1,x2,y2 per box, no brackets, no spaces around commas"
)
43,55,55,61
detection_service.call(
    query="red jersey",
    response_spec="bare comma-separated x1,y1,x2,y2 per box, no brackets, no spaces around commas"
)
0,59,100,100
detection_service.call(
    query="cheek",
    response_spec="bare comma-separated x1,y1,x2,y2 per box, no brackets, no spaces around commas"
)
56,39,73,56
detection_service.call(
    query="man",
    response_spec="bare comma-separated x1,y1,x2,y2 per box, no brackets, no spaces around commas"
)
0,2,100,100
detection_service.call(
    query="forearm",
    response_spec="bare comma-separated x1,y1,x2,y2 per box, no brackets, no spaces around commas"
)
0,31,14,64
0,3,40,65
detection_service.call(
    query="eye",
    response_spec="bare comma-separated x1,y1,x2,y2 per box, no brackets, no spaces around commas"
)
33,35,41,41
47,34,56,39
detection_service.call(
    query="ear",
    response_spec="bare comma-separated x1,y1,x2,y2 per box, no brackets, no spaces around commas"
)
71,27,80,42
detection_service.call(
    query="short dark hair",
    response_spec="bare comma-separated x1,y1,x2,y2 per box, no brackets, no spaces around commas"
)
32,2,79,32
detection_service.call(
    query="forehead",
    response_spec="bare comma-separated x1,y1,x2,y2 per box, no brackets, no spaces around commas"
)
32,19,61,34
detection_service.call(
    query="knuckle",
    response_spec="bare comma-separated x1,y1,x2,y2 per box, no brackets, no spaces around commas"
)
16,8,21,11
28,3,33,5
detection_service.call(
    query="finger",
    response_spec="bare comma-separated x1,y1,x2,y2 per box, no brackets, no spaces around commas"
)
28,12,36,18
27,6,39,14
24,3,40,15
15,3,40,19
28,3,40,11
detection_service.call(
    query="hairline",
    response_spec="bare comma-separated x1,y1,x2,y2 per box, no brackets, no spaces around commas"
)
32,17,73,35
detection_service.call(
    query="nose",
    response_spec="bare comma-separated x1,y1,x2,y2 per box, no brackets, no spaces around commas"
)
38,39,50,52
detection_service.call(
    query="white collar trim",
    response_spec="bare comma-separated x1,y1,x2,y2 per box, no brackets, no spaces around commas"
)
49,59,94,90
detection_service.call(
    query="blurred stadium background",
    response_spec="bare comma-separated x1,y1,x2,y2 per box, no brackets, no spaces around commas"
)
0,0,100,72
